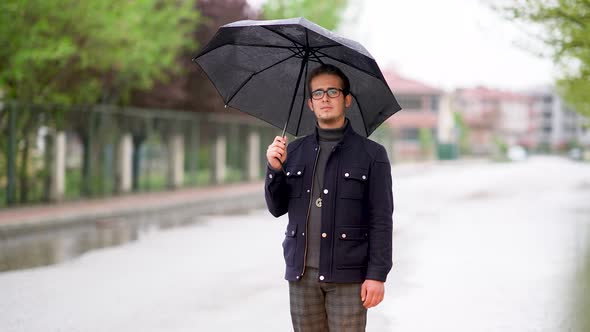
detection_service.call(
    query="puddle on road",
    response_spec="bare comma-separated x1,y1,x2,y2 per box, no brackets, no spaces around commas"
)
0,209,250,273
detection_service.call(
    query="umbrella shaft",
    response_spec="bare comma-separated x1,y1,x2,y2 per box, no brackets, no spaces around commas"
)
282,49,309,137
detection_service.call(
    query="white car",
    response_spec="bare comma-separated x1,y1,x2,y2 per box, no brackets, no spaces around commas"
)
507,145,528,161
568,148,582,161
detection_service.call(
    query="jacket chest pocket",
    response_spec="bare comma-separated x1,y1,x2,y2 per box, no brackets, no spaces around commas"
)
339,167,368,200
285,165,305,198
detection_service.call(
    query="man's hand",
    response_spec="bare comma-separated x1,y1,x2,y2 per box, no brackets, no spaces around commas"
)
266,136,288,170
360,279,384,309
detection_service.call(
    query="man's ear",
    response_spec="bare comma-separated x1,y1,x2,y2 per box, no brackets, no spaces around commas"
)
308,98,314,111
345,94,352,108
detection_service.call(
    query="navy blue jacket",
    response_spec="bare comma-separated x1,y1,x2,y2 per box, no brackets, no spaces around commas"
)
265,120,393,283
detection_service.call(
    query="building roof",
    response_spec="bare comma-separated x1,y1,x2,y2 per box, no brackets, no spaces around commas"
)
455,86,532,102
384,70,444,95
385,112,438,128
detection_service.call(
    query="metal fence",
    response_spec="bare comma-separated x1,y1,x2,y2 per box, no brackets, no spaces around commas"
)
0,102,394,207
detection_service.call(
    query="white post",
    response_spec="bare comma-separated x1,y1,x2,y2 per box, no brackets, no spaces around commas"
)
168,134,185,188
248,130,261,181
118,133,133,193
50,131,66,202
215,134,226,183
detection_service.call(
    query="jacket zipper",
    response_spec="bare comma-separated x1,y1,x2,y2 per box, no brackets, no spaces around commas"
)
301,145,321,277
329,147,340,277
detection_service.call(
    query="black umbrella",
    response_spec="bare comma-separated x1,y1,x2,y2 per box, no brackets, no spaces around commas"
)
192,17,401,137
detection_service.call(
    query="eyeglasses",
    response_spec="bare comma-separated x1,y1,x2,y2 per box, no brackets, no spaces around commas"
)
310,88,344,100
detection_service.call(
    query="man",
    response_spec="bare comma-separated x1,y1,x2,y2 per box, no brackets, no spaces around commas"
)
265,64,394,331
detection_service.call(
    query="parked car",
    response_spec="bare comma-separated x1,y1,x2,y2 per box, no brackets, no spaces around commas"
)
507,145,527,161
568,147,582,161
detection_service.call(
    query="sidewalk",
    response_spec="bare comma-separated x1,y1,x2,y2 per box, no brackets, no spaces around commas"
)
0,158,490,236
0,181,265,236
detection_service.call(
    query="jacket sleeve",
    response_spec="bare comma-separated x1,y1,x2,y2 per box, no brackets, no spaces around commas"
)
264,163,289,217
365,145,394,282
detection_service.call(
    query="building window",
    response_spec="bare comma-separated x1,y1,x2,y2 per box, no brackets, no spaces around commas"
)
400,128,419,140
430,96,439,112
397,96,423,110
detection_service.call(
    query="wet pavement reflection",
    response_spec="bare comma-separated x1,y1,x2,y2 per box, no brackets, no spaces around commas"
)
0,216,211,272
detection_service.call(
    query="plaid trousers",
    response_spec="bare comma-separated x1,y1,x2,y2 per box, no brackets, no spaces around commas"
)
288,267,367,332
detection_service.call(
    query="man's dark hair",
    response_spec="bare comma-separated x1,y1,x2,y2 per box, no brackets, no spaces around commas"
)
307,64,351,97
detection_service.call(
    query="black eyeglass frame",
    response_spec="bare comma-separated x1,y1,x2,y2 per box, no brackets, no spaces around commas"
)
310,88,347,100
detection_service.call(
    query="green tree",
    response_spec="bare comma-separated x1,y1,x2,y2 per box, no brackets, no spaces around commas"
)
132,0,254,111
262,0,348,30
0,0,199,204
494,0,590,117
418,128,435,159
453,111,471,155
0,0,199,106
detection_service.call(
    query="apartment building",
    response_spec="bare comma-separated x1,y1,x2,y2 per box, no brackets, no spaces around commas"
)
385,71,443,161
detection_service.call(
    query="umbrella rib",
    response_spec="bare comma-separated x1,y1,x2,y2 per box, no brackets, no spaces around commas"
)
351,93,369,136
311,50,398,110
287,47,306,57
231,44,307,56
309,49,325,65
294,58,309,136
226,52,300,105
294,30,311,136
194,43,300,61
231,44,299,49
313,49,381,81
282,50,309,137
262,26,304,49
314,44,341,50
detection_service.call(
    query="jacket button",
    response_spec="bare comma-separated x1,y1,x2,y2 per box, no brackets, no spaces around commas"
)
307,189,310,193
341,233,347,239
323,189,328,194
268,174,273,179
345,173,350,177
297,171,302,175
362,175,367,180
321,232,327,238
296,276,300,279
291,230,295,235
302,233,305,236
319,275,325,281
286,172,290,176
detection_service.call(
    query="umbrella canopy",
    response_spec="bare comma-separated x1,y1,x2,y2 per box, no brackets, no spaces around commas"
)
193,17,401,137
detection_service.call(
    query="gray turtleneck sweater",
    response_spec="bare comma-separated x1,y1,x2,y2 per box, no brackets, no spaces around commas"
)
306,119,347,269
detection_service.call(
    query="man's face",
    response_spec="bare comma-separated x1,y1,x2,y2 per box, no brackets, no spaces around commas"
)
308,73,352,126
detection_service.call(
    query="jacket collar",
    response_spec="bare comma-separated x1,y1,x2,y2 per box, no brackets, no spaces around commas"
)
312,117,359,148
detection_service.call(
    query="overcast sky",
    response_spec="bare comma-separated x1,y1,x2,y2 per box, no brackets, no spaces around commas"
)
248,0,557,92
